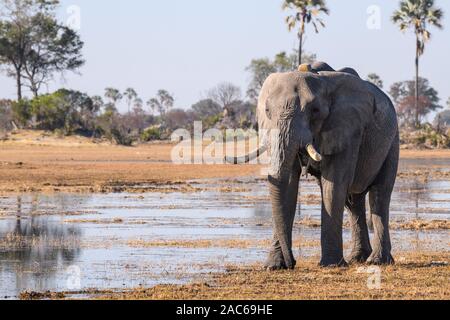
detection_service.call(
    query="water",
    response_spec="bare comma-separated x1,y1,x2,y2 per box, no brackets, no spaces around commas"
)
0,167,449,298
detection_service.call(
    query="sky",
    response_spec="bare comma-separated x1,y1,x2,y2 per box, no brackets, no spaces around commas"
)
0,0,449,114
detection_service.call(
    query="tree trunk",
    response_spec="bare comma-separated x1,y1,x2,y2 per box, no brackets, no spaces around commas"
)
298,31,303,66
298,19,305,66
16,71,22,101
415,37,420,128
31,82,39,98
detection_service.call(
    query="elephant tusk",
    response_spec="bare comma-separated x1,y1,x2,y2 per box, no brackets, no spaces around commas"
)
225,145,268,165
306,144,322,162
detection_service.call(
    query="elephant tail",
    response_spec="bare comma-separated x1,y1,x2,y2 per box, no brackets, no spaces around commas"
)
367,212,374,232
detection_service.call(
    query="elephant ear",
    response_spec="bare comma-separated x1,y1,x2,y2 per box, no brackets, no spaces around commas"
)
318,75,374,156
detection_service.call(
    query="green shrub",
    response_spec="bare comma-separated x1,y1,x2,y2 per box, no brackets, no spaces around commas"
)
31,92,69,131
111,127,134,146
400,124,450,149
141,127,161,142
11,99,32,127
0,100,14,131
203,114,222,130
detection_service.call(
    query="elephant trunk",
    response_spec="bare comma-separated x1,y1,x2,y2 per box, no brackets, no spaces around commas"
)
267,121,302,270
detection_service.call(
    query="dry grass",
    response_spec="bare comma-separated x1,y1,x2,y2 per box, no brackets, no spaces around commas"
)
19,291,66,300
126,238,320,249
63,218,124,224
17,252,449,300
400,149,450,159
0,233,80,250
294,218,450,231
391,219,450,231
0,144,260,194
93,252,449,300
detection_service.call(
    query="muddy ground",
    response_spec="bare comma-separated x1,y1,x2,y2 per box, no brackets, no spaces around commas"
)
0,133,449,300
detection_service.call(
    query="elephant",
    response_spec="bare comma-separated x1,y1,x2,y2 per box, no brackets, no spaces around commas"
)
227,62,399,269
301,61,361,78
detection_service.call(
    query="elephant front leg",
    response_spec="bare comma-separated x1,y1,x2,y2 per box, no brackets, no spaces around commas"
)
265,239,287,270
320,178,348,267
346,193,372,264
319,151,356,267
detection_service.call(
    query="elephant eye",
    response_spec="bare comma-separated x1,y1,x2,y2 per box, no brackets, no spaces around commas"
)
312,107,320,115
265,104,272,119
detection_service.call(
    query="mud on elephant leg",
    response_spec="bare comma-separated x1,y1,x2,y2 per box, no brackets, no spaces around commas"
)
346,193,372,264
264,159,301,271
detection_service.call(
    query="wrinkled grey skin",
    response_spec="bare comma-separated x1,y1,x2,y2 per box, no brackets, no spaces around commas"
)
258,62,399,269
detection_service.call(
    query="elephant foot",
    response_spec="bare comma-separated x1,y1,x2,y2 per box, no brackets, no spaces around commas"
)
367,251,395,265
319,257,348,268
347,249,372,265
264,249,295,271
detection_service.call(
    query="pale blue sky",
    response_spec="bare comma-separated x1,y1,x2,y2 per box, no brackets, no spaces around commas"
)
0,0,449,113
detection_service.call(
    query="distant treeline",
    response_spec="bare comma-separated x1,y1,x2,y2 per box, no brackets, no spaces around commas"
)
1,0,449,148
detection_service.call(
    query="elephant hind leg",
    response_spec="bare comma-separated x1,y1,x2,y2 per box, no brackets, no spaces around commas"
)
367,141,399,265
346,193,372,264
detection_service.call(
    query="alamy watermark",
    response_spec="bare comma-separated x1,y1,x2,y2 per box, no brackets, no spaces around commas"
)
66,5,81,31
367,5,382,30
357,266,382,290
170,121,274,166
66,265,82,291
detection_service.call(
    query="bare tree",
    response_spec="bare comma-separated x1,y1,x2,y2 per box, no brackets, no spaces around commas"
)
207,82,242,110
191,99,222,119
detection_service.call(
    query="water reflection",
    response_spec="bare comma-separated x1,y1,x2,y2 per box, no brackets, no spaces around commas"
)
395,179,431,219
0,196,82,298
0,172,448,298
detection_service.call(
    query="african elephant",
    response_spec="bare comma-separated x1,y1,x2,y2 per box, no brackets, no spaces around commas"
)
228,62,399,269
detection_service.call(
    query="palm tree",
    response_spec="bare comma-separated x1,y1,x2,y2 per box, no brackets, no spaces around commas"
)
146,98,158,115
146,90,174,116
282,0,329,65
104,87,123,112
90,95,104,114
392,0,444,127
124,88,138,113
133,97,143,109
132,97,144,115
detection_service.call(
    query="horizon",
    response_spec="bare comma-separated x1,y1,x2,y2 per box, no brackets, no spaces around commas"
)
0,0,449,115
